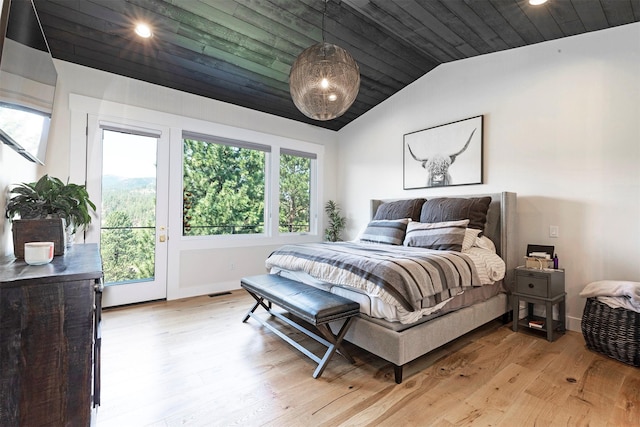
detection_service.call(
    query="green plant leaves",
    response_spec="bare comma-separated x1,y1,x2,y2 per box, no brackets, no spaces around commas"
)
5,174,96,233
324,200,346,242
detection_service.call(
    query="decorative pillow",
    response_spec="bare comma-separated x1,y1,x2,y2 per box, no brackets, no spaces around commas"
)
403,219,469,251
359,218,409,245
462,228,482,251
419,196,491,230
373,198,426,222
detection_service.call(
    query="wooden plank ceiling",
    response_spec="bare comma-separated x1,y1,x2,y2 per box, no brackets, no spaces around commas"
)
31,0,640,131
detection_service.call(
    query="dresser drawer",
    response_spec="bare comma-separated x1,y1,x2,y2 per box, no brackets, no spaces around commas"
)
516,275,549,298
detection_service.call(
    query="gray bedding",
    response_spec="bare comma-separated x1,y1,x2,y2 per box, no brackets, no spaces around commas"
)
265,241,482,312
359,280,505,332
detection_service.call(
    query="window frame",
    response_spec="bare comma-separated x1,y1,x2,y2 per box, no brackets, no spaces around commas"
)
181,130,321,241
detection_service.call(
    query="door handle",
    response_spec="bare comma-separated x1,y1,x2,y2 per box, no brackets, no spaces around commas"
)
159,226,167,243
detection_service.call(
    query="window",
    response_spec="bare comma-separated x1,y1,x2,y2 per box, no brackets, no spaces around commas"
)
279,150,314,233
182,132,318,238
182,132,268,236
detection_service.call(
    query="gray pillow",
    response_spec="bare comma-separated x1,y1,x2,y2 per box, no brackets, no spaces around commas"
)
359,219,409,245
403,219,469,251
419,196,491,230
373,198,426,222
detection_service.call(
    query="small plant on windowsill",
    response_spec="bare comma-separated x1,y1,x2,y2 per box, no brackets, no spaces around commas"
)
324,200,346,242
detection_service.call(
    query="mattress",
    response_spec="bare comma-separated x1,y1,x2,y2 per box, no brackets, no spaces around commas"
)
271,267,505,325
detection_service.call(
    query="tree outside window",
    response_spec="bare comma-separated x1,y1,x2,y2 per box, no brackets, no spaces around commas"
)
182,136,266,236
182,133,317,237
279,152,311,233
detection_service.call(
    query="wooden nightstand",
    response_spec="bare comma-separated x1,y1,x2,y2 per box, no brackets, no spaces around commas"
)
512,267,566,342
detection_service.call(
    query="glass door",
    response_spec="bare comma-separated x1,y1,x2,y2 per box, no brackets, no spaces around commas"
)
86,117,169,307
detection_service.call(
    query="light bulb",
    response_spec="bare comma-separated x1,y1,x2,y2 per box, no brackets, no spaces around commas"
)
135,23,153,38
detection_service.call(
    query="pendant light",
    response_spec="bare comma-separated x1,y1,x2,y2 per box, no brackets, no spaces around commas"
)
289,1,360,121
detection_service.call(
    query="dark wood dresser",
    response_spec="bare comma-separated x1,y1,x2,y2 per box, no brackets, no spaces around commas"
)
0,243,103,426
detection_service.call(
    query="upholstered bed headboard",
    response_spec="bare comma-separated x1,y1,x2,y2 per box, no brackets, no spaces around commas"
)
370,192,517,291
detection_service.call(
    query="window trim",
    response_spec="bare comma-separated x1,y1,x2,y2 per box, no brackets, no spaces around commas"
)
183,130,271,153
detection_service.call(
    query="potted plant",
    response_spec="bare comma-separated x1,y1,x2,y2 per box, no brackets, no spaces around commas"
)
324,200,346,242
5,175,96,257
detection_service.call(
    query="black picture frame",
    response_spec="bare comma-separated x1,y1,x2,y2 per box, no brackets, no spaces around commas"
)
403,115,483,190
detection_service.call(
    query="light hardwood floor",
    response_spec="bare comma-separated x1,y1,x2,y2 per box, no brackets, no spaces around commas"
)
96,290,639,427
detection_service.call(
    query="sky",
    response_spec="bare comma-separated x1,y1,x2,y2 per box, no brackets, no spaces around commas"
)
102,129,157,179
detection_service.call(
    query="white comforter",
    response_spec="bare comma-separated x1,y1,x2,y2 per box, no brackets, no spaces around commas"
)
579,280,640,313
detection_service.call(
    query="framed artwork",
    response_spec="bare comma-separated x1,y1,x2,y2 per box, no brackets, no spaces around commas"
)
403,115,483,190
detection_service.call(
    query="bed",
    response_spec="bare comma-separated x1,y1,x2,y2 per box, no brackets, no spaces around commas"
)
266,192,517,382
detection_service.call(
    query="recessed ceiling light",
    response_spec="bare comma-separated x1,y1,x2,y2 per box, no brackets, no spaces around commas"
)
529,0,548,5
135,23,152,38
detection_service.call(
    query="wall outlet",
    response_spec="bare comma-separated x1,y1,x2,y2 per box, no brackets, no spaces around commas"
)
549,225,559,238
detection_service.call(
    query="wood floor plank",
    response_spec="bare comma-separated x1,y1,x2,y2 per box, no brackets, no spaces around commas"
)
95,290,639,426
609,374,640,426
444,362,539,425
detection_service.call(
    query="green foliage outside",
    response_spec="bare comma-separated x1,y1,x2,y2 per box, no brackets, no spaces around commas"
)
279,154,310,233
183,139,265,235
100,177,156,283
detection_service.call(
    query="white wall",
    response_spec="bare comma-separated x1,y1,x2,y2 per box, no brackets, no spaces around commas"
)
337,23,640,331
0,145,41,256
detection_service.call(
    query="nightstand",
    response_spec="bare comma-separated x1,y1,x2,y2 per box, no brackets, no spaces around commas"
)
512,267,566,342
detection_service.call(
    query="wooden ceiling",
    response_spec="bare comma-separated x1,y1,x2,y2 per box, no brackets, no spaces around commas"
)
29,0,640,131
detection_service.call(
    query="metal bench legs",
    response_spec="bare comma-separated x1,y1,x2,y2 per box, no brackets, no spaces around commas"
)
242,293,356,379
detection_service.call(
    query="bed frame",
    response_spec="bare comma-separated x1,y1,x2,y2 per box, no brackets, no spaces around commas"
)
334,192,517,383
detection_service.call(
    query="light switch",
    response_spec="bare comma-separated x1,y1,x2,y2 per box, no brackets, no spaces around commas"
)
549,225,559,238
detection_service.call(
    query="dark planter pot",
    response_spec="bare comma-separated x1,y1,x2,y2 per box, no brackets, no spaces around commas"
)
12,218,66,258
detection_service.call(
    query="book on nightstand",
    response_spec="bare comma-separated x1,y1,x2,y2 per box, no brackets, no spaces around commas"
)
528,320,544,329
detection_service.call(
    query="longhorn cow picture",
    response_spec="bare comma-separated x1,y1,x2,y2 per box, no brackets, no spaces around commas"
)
403,115,483,189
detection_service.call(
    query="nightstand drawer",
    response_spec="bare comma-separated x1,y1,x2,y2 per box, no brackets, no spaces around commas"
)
516,276,548,297
515,268,565,299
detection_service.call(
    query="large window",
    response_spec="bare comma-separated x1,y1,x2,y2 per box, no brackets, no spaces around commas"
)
182,132,317,237
182,133,267,236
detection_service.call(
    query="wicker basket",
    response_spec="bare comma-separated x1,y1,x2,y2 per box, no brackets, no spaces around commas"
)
581,297,640,367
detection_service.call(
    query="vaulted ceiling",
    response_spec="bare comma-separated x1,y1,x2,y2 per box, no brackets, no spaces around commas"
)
30,0,640,131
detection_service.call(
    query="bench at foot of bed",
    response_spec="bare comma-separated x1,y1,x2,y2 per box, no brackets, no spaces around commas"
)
241,274,360,379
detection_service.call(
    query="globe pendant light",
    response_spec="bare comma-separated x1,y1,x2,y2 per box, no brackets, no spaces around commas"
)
289,3,360,121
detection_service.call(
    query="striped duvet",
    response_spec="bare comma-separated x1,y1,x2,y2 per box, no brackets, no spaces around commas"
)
265,242,500,314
